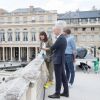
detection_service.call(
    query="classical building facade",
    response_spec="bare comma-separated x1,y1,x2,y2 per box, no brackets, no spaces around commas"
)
58,10,100,53
0,6,57,61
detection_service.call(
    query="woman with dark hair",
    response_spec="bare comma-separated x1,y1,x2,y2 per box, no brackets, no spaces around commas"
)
39,31,54,88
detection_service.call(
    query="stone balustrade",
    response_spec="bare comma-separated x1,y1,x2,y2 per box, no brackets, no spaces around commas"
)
0,53,48,100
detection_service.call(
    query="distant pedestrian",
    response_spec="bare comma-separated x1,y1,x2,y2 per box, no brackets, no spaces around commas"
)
63,28,76,87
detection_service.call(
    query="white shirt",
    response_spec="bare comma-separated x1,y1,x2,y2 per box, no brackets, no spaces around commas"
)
57,34,61,39
41,42,46,55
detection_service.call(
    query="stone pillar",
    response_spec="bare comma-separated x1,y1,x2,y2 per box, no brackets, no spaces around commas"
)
28,31,31,42
28,47,30,60
27,47,29,62
20,47,22,60
13,47,15,58
3,47,5,61
5,47,7,61
5,29,7,42
5,47,6,61
19,47,21,61
20,31,23,42
35,47,38,57
12,30,15,41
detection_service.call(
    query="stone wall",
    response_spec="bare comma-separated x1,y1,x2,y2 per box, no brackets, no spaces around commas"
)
0,53,48,100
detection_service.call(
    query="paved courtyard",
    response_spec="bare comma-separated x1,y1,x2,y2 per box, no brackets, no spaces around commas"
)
45,71,100,100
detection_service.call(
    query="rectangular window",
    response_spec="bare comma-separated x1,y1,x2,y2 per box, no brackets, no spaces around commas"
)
32,17,35,22
71,19,79,24
15,17,19,23
7,17,12,23
81,18,88,24
23,17,27,23
89,18,97,23
0,18,4,24
15,32,20,41
91,27,95,31
90,35,94,41
0,33,5,41
66,19,71,24
23,32,28,41
48,15,52,22
79,35,87,41
74,28,78,31
39,16,44,22
82,28,86,31
8,32,12,41
32,32,36,41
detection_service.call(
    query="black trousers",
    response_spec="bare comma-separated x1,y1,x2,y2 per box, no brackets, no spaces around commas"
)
54,64,69,95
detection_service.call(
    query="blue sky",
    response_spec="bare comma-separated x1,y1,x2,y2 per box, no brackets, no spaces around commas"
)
0,0,100,13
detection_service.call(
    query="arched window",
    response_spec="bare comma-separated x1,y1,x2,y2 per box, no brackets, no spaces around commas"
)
31,28,36,41
23,28,28,41
7,29,12,41
15,29,20,41
47,28,52,39
0,29,5,41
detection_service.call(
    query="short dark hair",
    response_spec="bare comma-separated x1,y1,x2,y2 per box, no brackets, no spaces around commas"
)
39,31,48,42
63,27,71,34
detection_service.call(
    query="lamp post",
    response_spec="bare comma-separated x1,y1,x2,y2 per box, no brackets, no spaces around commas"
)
91,46,96,57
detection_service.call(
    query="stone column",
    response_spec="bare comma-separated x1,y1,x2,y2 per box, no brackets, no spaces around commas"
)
12,30,15,41
88,18,90,24
5,29,7,42
28,31,31,42
96,18,98,23
5,47,7,60
20,47,22,60
20,30,23,42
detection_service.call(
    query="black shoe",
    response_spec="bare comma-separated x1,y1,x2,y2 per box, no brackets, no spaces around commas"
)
48,93,60,99
60,93,69,97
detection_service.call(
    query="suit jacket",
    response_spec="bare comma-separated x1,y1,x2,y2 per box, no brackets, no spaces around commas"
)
50,34,67,64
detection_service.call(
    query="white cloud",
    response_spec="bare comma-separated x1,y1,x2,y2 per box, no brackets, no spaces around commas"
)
0,0,100,13
42,0,100,13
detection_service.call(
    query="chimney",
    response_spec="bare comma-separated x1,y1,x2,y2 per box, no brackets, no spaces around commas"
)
29,6,34,12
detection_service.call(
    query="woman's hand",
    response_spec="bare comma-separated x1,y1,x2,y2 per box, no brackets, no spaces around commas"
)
42,48,50,51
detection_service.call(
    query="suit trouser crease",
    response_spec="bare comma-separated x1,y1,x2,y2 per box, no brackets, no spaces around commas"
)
54,64,69,95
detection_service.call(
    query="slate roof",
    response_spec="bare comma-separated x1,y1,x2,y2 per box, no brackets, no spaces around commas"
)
58,10,100,20
12,7,45,13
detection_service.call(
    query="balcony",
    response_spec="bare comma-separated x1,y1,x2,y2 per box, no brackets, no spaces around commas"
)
0,20,56,26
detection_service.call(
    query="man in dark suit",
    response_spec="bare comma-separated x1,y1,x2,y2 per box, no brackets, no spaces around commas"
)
43,26,69,99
